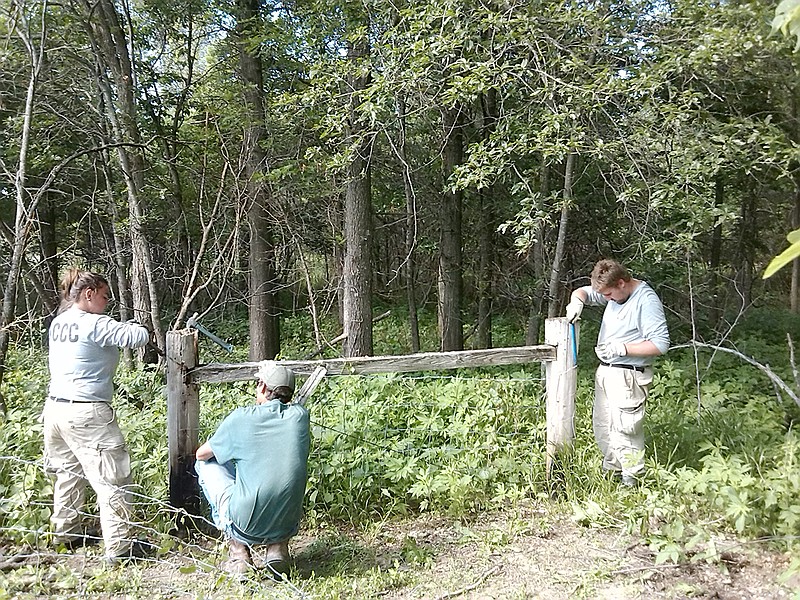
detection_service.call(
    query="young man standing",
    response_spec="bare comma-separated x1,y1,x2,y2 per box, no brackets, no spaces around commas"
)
565,259,669,485
195,363,310,577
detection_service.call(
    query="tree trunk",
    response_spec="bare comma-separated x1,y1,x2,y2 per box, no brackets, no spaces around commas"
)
101,152,134,365
234,0,281,361
0,8,47,412
547,153,576,318
526,162,550,345
734,190,757,311
37,196,59,316
83,0,164,358
342,33,373,358
438,105,464,351
708,175,724,325
477,89,498,350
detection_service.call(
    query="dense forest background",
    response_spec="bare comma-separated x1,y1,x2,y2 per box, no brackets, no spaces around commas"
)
3,2,800,595
3,0,800,381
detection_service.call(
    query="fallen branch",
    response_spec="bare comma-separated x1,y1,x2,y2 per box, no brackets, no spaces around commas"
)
674,341,800,409
433,564,502,600
0,552,39,571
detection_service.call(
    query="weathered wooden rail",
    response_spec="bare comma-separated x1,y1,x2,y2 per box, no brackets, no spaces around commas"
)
165,317,578,510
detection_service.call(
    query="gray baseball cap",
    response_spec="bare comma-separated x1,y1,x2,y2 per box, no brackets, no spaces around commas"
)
254,361,296,392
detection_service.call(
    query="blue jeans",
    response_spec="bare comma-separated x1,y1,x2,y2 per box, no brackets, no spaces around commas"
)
195,458,251,545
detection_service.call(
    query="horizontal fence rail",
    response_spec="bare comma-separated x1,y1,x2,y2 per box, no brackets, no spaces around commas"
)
186,345,558,384
166,318,577,511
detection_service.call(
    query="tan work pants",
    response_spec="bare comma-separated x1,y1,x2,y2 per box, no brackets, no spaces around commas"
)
593,365,653,478
43,400,133,557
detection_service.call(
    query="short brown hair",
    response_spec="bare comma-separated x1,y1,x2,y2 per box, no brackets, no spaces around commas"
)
590,259,630,289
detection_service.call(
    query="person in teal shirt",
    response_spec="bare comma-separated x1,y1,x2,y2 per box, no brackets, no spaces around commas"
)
195,363,310,578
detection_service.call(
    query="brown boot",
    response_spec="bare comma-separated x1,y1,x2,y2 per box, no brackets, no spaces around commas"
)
265,540,290,579
223,538,253,576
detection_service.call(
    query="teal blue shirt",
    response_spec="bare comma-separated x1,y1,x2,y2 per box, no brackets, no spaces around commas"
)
209,401,310,542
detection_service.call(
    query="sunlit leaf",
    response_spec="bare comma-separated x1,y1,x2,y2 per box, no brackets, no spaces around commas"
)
763,230,800,279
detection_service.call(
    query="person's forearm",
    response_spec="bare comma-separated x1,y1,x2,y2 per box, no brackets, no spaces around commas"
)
622,340,662,357
195,441,214,461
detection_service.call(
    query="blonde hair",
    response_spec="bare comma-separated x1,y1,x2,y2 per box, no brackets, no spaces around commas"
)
59,267,108,313
590,259,630,289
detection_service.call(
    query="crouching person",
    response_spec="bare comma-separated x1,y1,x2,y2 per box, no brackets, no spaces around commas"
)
195,363,310,578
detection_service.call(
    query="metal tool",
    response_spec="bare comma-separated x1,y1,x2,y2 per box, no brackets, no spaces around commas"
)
294,366,327,406
186,312,233,352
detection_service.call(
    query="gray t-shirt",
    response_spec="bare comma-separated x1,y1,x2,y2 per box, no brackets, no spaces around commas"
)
48,306,150,402
580,280,670,367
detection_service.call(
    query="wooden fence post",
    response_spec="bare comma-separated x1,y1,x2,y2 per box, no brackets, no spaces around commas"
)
544,317,578,476
166,329,200,514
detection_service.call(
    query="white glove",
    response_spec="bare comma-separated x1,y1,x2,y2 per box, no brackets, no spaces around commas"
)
565,298,584,323
595,342,627,362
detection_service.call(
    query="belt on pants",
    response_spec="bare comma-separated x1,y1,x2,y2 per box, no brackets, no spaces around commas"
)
49,396,105,403
599,362,646,373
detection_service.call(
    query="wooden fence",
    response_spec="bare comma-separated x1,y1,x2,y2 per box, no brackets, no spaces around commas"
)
165,317,578,510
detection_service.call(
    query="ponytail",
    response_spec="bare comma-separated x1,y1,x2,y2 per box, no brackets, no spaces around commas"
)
58,267,108,313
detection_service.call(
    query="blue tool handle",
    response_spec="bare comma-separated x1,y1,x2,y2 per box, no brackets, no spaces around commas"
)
570,323,578,363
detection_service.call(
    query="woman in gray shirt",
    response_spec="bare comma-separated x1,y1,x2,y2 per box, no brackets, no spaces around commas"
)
43,268,150,563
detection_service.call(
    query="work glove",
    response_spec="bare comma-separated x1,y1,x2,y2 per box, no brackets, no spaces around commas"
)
565,298,584,323
127,318,152,334
595,342,627,362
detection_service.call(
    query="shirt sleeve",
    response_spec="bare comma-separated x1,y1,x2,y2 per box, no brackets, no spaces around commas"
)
581,285,608,307
208,410,241,465
91,315,150,349
638,288,670,355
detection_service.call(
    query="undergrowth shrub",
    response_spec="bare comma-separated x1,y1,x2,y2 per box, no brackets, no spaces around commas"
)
3,309,799,573
305,370,547,524
570,344,800,564
0,350,172,542
664,437,800,539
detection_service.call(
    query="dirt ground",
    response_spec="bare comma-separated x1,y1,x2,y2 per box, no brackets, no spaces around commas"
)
356,512,799,600
1,508,798,599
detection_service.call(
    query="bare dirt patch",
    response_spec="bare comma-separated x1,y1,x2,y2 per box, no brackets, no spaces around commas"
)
348,510,797,600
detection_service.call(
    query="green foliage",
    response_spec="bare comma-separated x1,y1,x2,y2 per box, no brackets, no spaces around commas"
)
3,311,800,590
305,370,546,524
773,0,800,52
764,229,800,279
0,352,53,543
0,350,175,542
570,334,800,565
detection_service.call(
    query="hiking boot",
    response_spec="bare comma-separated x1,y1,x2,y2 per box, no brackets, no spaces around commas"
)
264,540,290,580
223,538,253,577
621,474,638,487
103,540,153,566
53,528,102,551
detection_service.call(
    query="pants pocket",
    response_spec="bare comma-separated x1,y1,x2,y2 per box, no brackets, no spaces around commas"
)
99,444,132,487
617,401,644,436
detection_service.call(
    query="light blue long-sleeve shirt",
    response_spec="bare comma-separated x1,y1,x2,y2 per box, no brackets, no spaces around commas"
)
48,306,150,402
579,281,670,367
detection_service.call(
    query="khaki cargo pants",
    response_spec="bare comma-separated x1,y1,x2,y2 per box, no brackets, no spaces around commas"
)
43,399,133,557
593,365,653,478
